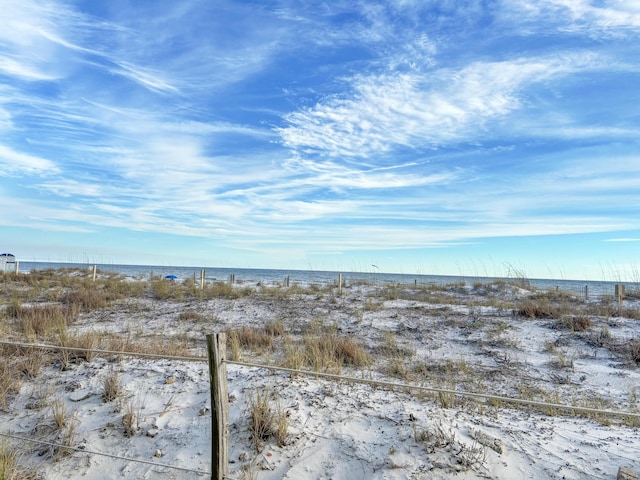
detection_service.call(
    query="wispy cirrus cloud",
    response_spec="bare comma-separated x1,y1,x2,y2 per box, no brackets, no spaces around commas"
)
0,0,182,95
0,57,60,81
501,0,640,38
278,52,603,159
0,145,59,175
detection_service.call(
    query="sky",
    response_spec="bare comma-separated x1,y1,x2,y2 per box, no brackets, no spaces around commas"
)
1,0,639,281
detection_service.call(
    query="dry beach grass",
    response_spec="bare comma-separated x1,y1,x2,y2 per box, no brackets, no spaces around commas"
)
1,267,640,478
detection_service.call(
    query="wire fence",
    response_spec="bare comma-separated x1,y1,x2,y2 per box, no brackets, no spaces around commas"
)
0,431,211,476
0,340,206,362
224,359,640,420
1,338,639,478
2,339,639,420
3,338,638,420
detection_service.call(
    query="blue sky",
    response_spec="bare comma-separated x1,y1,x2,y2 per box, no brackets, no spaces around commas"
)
1,1,639,280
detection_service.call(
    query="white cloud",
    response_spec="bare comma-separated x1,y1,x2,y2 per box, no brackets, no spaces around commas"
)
108,61,179,94
36,179,103,197
0,144,58,175
505,0,640,36
278,53,603,159
0,56,59,81
0,0,184,94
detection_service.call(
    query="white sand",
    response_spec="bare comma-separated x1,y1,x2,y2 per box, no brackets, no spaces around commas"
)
2,282,640,479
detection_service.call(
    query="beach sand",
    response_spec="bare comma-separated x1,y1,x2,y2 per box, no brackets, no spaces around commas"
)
2,278,639,479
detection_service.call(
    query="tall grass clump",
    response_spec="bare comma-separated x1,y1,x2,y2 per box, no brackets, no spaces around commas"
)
10,303,75,337
178,310,209,322
303,334,370,373
248,389,288,451
0,439,39,480
626,340,640,364
59,331,102,365
151,278,184,300
0,360,21,411
226,321,286,358
227,327,274,352
102,370,122,402
516,296,573,319
556,315,592,332
100,277,146,298
15,348,44,379
62,287,109,311
202,281,254,299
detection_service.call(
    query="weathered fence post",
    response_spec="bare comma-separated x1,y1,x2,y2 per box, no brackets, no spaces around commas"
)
92,265,97,282
338,273,343,295
584,285,588,300
15,261,19,274
616,284,625,316
201,269,205,289
206,333,229,480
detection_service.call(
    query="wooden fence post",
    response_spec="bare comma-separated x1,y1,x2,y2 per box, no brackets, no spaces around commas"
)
616,284,624,316
201,269,205,289
92,265,97,282
206,333,229,480
338,273,343,295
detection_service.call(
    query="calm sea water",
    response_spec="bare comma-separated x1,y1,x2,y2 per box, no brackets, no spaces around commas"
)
16,261,635,298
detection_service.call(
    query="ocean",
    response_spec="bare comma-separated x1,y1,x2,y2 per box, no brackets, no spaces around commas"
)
16,261,635,298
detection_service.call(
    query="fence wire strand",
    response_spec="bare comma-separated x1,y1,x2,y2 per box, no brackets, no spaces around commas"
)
0,432,211,476
2,339,639,421
226,358,640,421
0,340,206,362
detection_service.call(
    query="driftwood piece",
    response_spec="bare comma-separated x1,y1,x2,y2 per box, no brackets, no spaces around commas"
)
617,467,639,480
